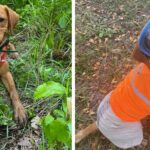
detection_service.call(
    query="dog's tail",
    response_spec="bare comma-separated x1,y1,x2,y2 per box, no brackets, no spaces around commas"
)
75,122,98,143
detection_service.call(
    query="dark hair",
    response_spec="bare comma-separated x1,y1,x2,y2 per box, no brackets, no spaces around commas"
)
132,43,150,69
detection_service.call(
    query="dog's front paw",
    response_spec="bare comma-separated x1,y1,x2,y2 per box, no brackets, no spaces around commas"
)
14,103,27,126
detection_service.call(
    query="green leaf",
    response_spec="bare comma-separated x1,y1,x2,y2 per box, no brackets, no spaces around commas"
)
62,100,67,115
53,109,65,118
43,114,54,126
67,121,72,132
46,32,54,48
34,81,66,100
39,66,52,80
52,119,70,143
43,118,70,145
59,16,67,28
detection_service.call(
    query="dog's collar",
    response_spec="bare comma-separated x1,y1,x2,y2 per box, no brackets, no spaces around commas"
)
0,37,9,48
0,38,10,52
0,38,17,53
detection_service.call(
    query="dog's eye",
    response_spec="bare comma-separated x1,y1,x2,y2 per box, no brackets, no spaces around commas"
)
0,18,4,22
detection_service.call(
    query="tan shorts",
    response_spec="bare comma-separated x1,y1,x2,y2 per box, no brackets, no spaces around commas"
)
96,92,143,149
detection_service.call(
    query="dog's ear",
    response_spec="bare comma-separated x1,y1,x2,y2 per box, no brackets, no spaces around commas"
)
4,6,19,32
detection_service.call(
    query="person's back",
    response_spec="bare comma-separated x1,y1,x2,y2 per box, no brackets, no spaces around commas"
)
110,62,150,122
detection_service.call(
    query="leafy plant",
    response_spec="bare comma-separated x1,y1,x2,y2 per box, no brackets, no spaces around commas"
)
34,81,71,150
34,81,66,100
41,114,71,150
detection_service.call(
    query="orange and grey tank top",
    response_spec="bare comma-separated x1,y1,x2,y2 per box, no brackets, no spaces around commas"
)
110,63,150,122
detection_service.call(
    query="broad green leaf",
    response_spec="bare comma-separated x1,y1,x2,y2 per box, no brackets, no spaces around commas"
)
34,81,66,100
52,119,70,143
59,16,67,28
43,114,54,126
43,118,70,145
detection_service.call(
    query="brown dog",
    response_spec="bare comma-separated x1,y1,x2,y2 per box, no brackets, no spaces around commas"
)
0,5,26,125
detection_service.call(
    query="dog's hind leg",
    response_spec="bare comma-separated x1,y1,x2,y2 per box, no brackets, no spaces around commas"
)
76,122,98,143
1,71,27,125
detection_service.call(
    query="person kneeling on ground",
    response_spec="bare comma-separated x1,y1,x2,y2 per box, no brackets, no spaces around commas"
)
76,21,150,149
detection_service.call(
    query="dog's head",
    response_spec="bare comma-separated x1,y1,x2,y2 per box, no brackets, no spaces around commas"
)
0,5,19,43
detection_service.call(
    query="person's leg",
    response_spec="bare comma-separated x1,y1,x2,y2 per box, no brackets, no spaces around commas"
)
75,122,97,143
97,92,143,149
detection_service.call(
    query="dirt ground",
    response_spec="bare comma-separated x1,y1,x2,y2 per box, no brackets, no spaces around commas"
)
76,0,150,149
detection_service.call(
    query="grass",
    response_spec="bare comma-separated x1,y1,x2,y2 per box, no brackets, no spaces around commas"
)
0,0,72,149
